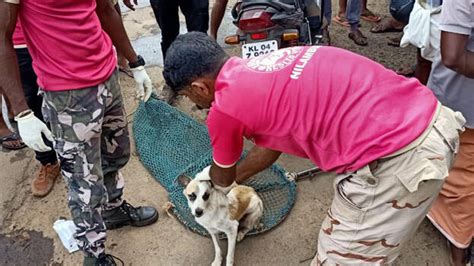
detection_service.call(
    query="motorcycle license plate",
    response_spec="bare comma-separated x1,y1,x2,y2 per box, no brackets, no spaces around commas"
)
242,40,278,58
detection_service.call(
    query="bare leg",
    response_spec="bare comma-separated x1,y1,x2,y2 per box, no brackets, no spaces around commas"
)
0,111,11,136
414,49,432,85
361,0,368,13
338,0,347,17
450,244,468,266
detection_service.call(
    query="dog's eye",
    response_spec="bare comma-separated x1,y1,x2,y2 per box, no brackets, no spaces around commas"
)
189,193,196,201
202,192,210,201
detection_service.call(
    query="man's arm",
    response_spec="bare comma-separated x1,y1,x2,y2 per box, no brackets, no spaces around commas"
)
96,0,138,63
210,0,228,39
0,2,54,152
210,162,236,187
236,146,281,183
440,31,474,78
209,146,282,187
0,2,29,115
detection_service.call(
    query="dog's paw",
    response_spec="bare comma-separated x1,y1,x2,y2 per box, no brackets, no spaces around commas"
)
237,231,246,242
211,258,222,266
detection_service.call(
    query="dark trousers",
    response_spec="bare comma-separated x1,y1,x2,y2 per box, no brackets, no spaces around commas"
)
150,0,209,59
15,48,57,166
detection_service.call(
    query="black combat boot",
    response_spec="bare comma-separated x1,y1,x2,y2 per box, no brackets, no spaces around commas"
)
102,201,158,230
83,254,123,266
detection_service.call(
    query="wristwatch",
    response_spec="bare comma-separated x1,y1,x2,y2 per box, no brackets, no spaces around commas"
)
128,55,145,69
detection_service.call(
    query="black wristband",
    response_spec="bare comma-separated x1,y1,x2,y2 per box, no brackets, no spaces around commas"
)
128,55,145,69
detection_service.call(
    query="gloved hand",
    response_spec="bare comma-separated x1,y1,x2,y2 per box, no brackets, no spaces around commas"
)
131,66,153,102
15,111,54,152
215,181,238,194
197,165,238,194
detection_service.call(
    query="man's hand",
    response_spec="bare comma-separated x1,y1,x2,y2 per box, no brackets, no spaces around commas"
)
16,111,54,152
131,66,153,101
123,0,138,11
210,162,237,188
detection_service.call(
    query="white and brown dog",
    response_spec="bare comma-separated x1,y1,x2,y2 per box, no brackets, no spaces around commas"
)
179,166,263,266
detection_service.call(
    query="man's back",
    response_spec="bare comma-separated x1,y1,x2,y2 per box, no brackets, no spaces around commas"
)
210,46,438,172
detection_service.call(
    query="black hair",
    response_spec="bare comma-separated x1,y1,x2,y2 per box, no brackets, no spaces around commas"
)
163,32,229,91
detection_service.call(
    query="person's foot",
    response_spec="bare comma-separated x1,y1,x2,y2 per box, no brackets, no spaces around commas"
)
387,35,402,47
83,254,123,266
0,132,26,150
157,84,177,105
370,18,405,33
102,201,158,230
348,29,368,46
361,9,381,22
31,162,60,197
332,15,350,27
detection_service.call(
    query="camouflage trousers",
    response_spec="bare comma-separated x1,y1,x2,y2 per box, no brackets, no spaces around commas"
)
312,106,465,265
42,70,130,258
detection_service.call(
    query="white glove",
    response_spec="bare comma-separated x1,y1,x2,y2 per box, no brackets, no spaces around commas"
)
215,181,238,194
16,111,54,152
131,66,153,102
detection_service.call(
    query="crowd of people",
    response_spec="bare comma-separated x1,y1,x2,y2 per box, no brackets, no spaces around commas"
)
0,0,472,265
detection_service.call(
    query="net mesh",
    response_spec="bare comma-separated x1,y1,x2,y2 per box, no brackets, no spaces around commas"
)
133,98,296,236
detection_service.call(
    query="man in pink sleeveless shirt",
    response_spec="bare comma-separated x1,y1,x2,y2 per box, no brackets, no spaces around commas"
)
1,0,158,264
163,32,465,264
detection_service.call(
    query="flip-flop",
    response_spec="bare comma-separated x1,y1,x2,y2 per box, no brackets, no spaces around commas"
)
361,10,381,22
387,36,401,47
1,132,26,150
370,19,404,33
332,15,350,27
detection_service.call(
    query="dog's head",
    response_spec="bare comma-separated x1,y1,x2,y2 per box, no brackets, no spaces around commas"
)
178,166,213,218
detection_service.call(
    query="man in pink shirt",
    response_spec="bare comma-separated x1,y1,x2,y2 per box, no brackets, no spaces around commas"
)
163,32,465,264
0,0,157,264
10,20,61,197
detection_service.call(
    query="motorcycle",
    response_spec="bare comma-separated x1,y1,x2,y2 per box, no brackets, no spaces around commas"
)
224,0,325,59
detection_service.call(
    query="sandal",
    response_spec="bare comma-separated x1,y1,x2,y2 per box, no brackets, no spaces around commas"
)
361,9,381,22
370,19,404,33
387,36,401,47
1,132,26,150
332,15,350,27
348,30,368,46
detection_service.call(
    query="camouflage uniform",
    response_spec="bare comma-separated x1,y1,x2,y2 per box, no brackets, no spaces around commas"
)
312,105,465,265
42,70,129,257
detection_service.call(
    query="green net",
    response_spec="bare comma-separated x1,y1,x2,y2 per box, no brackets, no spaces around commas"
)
133,97,297,236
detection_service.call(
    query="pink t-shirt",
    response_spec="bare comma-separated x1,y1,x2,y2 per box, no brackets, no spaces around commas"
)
13,19,25,47
15,0,117,91
208,46,438,173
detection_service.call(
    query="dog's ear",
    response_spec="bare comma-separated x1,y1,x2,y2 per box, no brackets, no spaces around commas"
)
177,175,191,187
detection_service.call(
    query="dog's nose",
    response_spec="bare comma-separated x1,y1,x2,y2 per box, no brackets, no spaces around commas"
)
195,208,203,217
